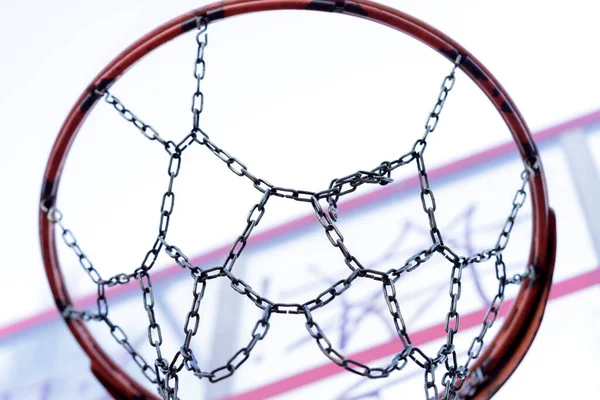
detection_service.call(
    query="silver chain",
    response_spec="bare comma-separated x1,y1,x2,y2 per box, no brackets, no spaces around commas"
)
98,90,175,155
192,18,208,135
442,168,535,399
46,208,159,386
422,56,462,143
40,22,539,399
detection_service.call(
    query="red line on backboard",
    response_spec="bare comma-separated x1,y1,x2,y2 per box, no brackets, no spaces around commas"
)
226,267,600,400
1,109,599,340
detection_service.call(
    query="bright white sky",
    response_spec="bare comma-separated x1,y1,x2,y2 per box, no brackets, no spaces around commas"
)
0,1,599,399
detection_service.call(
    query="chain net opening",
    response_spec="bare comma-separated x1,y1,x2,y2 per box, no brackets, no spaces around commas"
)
42,16,539,400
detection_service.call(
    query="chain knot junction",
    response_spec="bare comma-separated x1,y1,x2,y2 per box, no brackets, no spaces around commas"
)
42,18,536,400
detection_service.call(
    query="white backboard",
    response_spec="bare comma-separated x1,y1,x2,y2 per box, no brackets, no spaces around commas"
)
1,1,599,399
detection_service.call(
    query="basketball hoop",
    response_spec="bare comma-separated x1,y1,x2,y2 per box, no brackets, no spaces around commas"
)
39,1,556,399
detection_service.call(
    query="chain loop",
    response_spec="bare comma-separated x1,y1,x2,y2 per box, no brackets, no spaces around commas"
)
47,28,537,399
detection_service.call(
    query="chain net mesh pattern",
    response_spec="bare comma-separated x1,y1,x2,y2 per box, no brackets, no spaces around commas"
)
42,18,537,400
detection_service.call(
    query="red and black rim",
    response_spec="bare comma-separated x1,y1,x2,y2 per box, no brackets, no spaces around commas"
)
40,1,555,398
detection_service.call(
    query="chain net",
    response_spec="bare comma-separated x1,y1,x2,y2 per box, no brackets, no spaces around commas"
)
43,17,537,400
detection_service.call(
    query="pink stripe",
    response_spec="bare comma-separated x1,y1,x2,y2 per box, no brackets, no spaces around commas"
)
0,308,59,339
227,268,600,400
1,109,599,340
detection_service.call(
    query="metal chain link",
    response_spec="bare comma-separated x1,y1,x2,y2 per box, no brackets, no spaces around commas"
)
382,273,412,350
416,153,444,245
102,313,159,384
48,208,103,285
429,164,534,399
326,54,461,222
424,362,439,400
421,55,462,143
443,253,508,399
303,301,411,379
43,207,160,386
310,195,368,272
466,166,532,264
495,168,531,252
157,275,273,400
98,90,174,154
45,172,535,400
61,305,102,322
188,304,272,383
143,149,189,396
387,243,441,281
137,269,168,392
223,190,271,271
506,265,536,285
326,168,395,221
191,18,208,134
43,29,542,399
441,260,464,363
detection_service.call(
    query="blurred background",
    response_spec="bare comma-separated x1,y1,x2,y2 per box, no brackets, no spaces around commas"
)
0,0,599,399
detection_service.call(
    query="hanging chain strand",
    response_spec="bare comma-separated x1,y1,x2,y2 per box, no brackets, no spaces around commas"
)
44,31,542,399
326,54,461,222
416,154,444,245
444,166,536,400
465,167,534,268
161,20,211,395
421,55,462,143
43,208,159,386
97,90,175,154
191,18,208,135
